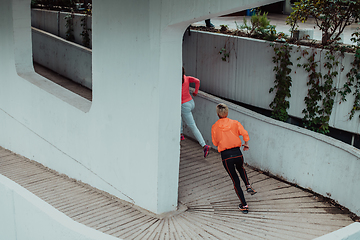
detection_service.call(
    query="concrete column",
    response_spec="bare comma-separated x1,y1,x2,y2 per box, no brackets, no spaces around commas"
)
1,0,282,215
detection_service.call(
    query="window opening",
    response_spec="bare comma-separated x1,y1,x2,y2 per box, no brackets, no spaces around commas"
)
30,0,93,102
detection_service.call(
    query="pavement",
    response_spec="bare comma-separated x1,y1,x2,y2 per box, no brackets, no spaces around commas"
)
192,13,360,45
0,138,355,240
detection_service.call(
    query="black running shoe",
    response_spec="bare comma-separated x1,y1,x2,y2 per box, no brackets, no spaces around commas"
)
238,204,248,214
247,186,257,195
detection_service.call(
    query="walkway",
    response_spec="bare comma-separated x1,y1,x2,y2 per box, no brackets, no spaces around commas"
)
0,138,354,239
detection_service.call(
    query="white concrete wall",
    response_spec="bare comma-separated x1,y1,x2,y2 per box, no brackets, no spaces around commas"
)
32,27,92,89
31,9,93,48
31,9,59,35
314,223,360,240
0,174,121,240
184,90,360,216
0,0,282,215
283,0,294,14
183,31,360,134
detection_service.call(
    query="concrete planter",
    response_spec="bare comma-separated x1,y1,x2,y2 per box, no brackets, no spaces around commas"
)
292,29,314,40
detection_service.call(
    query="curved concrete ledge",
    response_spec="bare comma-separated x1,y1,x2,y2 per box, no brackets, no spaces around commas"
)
185,89,360,217
0,174,120,240
314,223,360,240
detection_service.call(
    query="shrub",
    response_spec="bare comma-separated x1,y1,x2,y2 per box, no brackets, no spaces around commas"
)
287,0,360,46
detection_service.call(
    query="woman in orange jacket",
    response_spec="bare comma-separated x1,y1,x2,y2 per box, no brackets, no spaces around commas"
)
211,103,256,213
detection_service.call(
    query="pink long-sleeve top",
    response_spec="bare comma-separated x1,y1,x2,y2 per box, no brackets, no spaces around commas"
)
182,75,200,104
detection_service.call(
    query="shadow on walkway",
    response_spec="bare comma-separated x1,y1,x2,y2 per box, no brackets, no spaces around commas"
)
33,62,92,101
0,137,354,239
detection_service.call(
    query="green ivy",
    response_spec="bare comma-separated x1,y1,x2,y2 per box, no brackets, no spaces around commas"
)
219,48,230,62
65,12,75,42
80,14,91,48
300,47,342,134
218,37,237,62
339,29,360,120
269,42,293,122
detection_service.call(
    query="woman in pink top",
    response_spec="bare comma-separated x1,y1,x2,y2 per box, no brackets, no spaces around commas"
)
181,67,210,158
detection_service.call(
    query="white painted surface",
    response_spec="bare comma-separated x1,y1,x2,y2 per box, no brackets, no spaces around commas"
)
183,30,360,134
31,9,59,35
294,29,314,40
1,0,281,215
283,0,294,15
184,90,360,216
32,27,92,89
0,174,121,240
314,223,360,240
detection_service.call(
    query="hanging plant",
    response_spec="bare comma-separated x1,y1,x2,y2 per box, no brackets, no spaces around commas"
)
218,37,237,62
301,50,322,131
80,13,92,48
339,29,360,120
65,12,75,42
269,42,293,122
301,47,343,134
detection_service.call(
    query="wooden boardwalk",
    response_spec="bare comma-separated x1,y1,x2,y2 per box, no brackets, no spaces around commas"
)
0,138,354,239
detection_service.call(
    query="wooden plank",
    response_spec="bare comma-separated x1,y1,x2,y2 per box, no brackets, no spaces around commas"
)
0,138,355,240
61,198,112,217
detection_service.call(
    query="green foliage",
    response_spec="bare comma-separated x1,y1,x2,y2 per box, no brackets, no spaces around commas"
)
31,0,38,7
269,43,293,122
219,48,230,62
80,14,91,48
218,37,237,62
300,48,342,134
65,12,75,42
239,11,278,41
339,28,360,119
287,0,360,45
220,25,229,32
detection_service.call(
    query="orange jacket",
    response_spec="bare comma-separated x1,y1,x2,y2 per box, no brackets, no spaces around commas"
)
211,117,250,152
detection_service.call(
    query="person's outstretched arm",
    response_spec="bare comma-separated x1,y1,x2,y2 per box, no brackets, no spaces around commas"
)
237,122,250,151
242,141,249,151
211,124,219,147
187,76,200,96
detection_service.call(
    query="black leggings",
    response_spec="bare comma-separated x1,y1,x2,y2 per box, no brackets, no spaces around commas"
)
221,147,250,206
